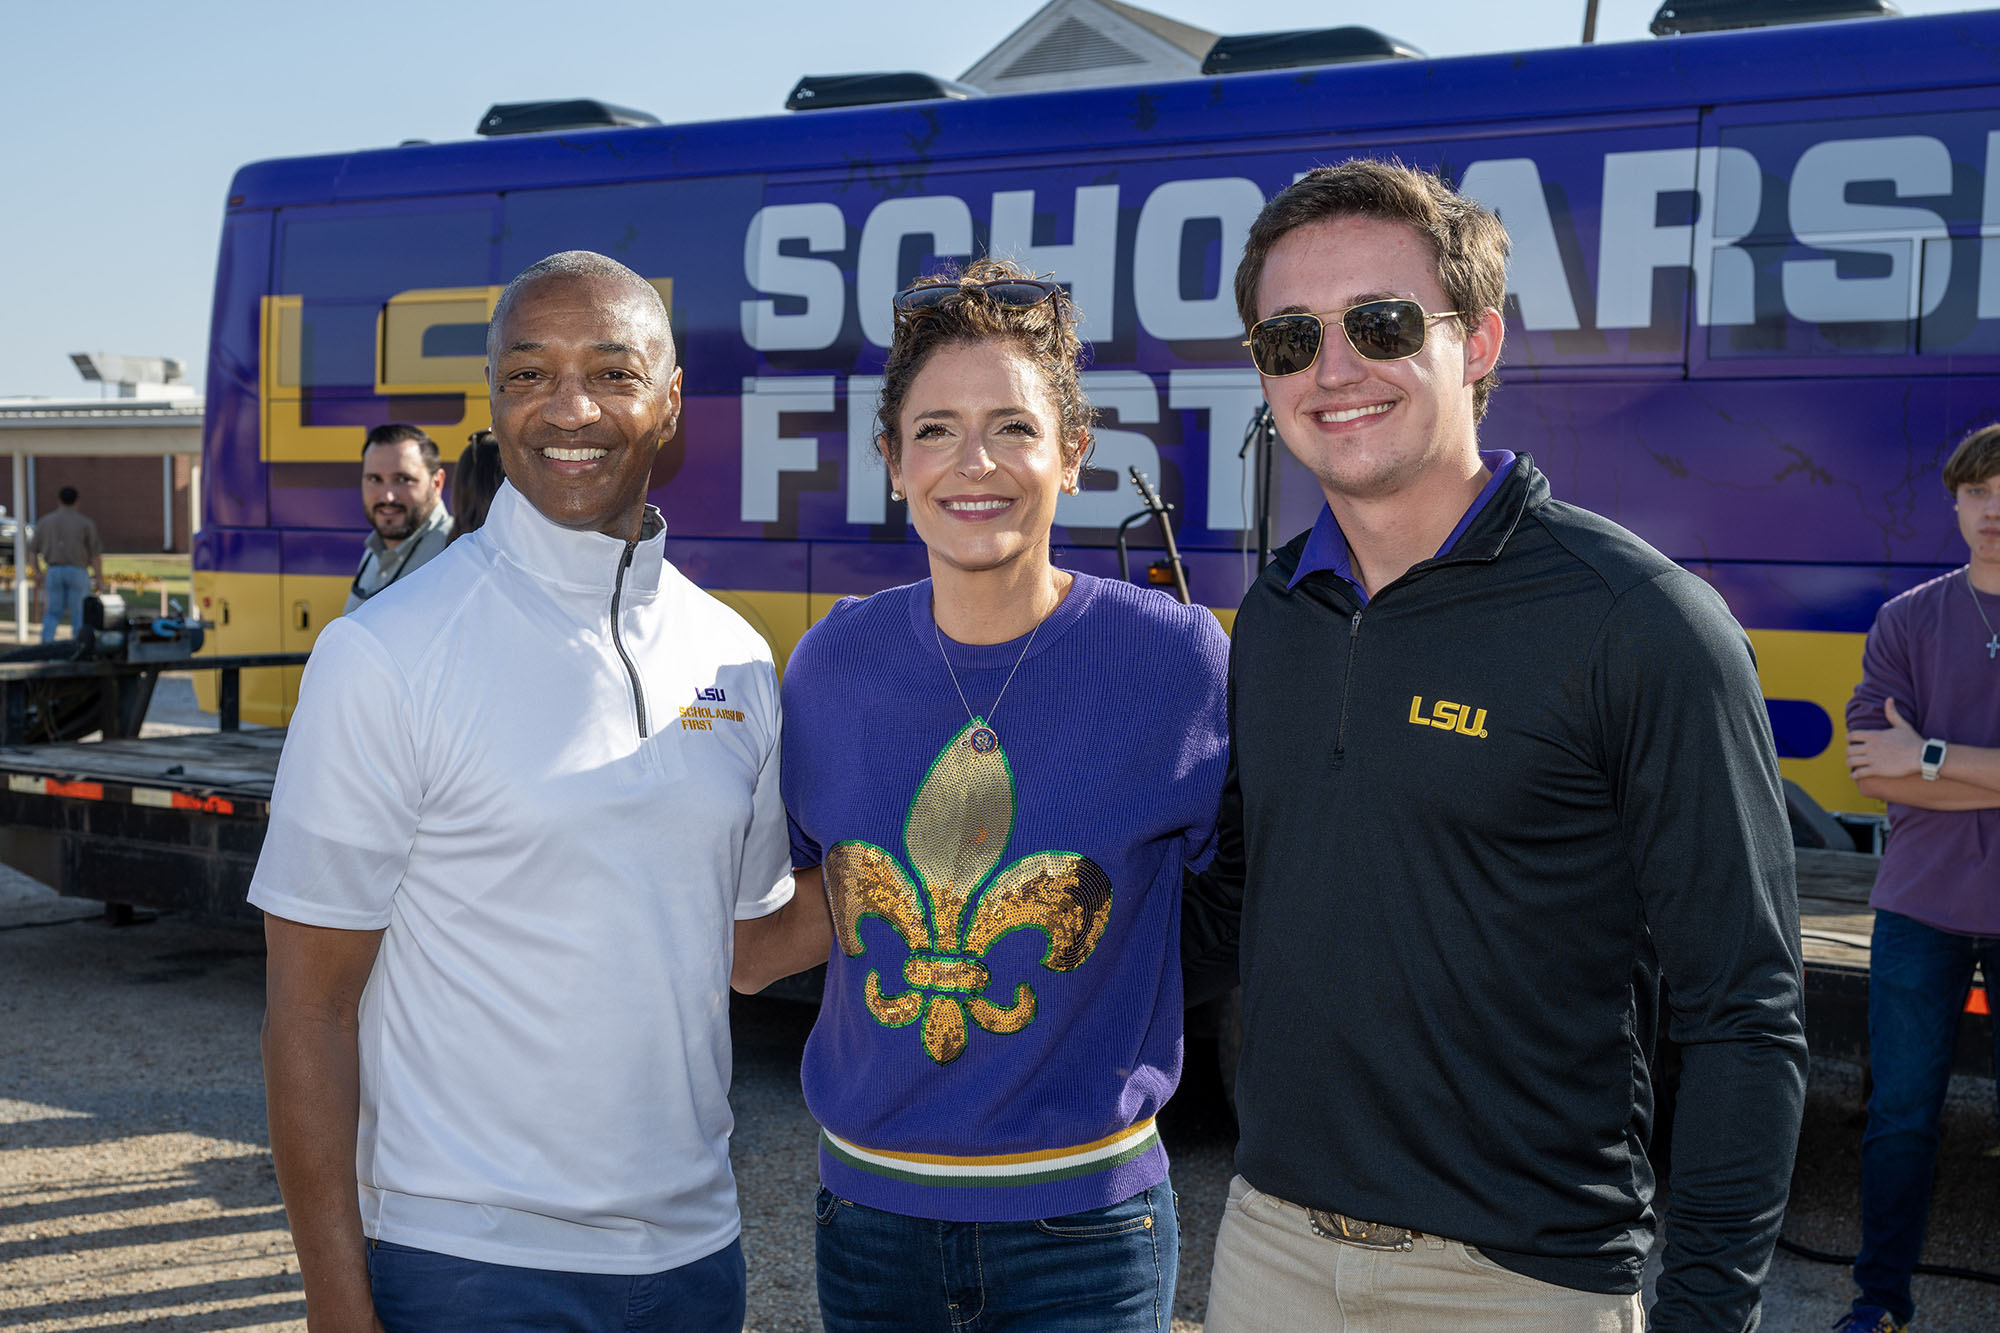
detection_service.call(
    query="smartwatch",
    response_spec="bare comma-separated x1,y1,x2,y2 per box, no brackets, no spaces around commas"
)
1920,738,1948,781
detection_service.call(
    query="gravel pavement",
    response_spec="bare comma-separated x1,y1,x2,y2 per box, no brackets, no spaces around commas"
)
4,892,1996,1331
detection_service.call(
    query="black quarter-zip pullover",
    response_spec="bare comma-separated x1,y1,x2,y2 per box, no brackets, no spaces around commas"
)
1184,456,1807,1330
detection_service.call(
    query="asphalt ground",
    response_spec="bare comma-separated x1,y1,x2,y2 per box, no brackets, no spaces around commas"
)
0,679,1995,1329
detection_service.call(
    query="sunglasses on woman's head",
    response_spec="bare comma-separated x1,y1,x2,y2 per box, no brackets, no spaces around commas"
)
892,278,1065,314
1244,298,1462,378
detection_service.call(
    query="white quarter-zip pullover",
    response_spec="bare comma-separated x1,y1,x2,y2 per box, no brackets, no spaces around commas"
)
251,481,793,1274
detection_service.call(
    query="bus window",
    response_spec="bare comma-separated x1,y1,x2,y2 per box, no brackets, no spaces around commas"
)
1698,107,1996,371
267,203,498,464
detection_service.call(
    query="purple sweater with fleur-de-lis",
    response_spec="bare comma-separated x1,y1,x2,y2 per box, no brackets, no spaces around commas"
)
781,572,1230,1221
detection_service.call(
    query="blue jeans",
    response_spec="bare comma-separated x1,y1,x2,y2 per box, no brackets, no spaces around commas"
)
814,1181,1178,1332
366,1236,745,1332
1853,910,2000,1323
39,564,87,643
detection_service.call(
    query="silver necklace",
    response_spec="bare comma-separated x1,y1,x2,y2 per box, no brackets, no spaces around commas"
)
1968,569,2000,661
934,613,1043,755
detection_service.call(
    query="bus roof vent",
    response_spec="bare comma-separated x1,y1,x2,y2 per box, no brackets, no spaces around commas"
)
786,73,980,112
1651,0,1899,36
477,99,661,137
1201,26,1425,76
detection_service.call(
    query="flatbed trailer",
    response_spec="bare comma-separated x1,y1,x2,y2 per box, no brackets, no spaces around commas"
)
1797,848,1992,1078
0,691,1984,1081
0,653,302,922
0,729,282,921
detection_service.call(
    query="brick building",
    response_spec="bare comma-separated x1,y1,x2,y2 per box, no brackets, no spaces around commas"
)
0,398,202,556
8,455,196,554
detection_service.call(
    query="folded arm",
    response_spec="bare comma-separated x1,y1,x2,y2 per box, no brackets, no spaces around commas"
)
1848,698,2000,807
1855,773,2000,810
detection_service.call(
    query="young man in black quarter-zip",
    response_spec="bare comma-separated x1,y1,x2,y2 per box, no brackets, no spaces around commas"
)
1183,160,1807,1332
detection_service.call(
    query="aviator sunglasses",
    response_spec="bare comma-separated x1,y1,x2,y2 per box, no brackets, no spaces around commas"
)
1244,298,1462,378
893,277,1065,314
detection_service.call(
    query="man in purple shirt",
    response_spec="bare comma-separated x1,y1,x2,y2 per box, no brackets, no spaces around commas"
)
1842,424,2000,1333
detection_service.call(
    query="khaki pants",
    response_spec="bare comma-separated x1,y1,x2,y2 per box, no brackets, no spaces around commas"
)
1204,1176,1644,1332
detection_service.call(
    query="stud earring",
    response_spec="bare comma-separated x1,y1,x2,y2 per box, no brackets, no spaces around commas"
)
890,489,904,501
1061,482,1079,496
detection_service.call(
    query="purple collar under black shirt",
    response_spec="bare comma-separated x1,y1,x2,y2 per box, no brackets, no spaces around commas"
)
1289,450,1518,601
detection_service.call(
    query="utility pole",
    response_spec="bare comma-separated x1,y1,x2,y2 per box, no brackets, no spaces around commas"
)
1583,0,1600,43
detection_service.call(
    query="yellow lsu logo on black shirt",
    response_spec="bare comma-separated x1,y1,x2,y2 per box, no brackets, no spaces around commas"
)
1408,695,1489,739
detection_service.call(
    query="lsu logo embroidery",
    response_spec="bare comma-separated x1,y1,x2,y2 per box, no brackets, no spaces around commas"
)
680,686,744,730
1408,695,1489,739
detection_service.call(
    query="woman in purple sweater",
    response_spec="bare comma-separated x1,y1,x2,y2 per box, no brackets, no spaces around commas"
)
732,257,1229,1330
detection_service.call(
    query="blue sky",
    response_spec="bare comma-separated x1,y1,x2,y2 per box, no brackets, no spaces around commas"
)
0,0,1987,399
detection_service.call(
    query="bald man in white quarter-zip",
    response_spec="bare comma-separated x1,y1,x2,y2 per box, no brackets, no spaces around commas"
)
254,251,795,1333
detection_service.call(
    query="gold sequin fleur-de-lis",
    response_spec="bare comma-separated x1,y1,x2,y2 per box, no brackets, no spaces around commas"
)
824,721,1112,1064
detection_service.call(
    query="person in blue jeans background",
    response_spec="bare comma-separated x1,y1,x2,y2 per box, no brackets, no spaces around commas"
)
733,258,1229,1331
1842,424,2000,1333
27,486,102,643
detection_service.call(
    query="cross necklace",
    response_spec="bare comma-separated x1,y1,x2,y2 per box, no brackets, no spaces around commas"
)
1970,569,2000,660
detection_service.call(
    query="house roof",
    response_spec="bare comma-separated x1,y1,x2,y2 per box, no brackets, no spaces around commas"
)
1096,0,1217,59
0,398,204,457
961,0,1217,93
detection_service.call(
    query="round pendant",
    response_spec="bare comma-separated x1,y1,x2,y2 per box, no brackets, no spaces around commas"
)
966,726,1000,754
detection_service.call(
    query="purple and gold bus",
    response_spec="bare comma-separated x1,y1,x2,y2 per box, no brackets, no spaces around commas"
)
195,9,2000,816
